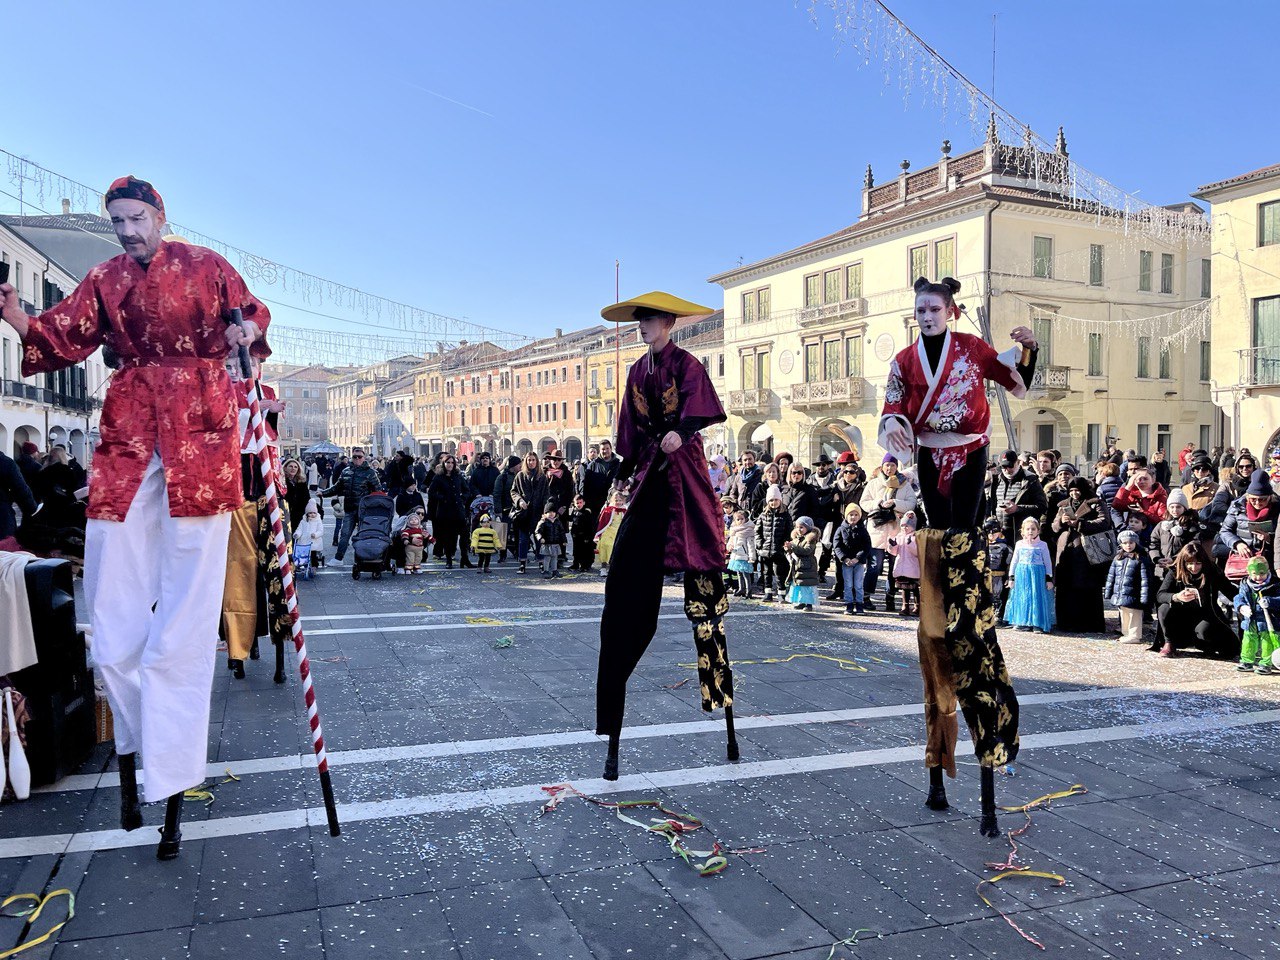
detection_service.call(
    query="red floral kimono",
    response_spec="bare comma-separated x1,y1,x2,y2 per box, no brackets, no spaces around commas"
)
21,241,271,520
878,330,1026,496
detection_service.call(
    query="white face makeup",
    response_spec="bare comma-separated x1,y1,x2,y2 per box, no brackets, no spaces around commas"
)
915,292,951,337
108,198,165,264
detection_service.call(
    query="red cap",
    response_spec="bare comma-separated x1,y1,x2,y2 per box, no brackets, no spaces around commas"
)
104,176,164,218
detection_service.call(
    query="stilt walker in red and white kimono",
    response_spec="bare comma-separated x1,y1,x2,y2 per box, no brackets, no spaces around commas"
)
878,276,1037,836
0,176,271,859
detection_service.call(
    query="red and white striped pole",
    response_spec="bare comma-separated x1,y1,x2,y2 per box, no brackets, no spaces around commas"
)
228,308,341,836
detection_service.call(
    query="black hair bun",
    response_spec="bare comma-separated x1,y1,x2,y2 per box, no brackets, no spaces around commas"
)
942,277,961,295
912,276,931,293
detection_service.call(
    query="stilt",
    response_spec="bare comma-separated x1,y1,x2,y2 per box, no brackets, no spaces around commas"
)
229,659,245,679
603,733,620,781
925,765,949,811
249,638,261,661
118,752,143,831
724,706,740,762
273,640,285,684
979,765,1000,837
156,793,184,860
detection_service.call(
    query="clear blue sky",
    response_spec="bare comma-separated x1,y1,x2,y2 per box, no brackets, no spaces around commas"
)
6,1,1273,345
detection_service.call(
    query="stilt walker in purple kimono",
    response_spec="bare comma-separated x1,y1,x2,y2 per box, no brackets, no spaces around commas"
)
596,292,738,780
879,277,1038,836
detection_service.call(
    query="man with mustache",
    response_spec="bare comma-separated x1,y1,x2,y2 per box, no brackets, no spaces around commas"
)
0,176,270,861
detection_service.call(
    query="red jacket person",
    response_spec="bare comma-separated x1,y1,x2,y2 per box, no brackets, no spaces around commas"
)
0,176,270,859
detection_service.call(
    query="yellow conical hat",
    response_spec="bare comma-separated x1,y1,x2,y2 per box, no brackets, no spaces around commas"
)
600,290,715,325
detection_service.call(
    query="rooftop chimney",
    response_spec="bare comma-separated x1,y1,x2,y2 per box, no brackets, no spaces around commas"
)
61,198,71,215
555,327,563,339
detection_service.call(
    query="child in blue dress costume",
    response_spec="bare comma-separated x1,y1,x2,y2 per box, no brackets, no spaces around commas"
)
1006,517,1055,632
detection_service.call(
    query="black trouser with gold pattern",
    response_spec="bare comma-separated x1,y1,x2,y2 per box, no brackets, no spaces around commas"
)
916,528,1019,773
596,474,734,739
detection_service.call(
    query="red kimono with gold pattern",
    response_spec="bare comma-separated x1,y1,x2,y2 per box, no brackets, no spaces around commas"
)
20,240,271,521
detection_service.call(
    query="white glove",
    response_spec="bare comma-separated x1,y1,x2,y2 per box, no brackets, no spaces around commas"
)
1241,605,1253,619
1261,597,1271,610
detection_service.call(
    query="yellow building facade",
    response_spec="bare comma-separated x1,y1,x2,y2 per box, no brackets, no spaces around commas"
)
1194,164,1280,461
711,133,1213,467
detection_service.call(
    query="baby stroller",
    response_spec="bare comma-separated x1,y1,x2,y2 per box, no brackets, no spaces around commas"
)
292,541,314,581
351,492,395,580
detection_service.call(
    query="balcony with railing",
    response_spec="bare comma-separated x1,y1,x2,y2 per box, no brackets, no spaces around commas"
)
1026,364,1071,398
727,388,775,417
790,377,867,409
587,386,601,399
1,379,100,412
798,297,867,328
1239,347,1280,388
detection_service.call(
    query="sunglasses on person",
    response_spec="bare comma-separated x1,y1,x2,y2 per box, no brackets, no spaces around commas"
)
352,453,365,460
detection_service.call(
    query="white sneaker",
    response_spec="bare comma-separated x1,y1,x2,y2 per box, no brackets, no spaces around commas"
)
1118,635,1148,644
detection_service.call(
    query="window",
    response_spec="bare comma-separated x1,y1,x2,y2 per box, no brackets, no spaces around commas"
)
590,369,597,390
575,364,582,381
1136,424,1150,458
562,366,567,382
605,402,614,426
605,367,614,389
909,245,928,283
758,350,771,388
934,238,955,279
742,286,769,321
1033,237,1053,279
1200,425,1211,451
1160,253,1174,294
1252,295,1280,384
1032,316,1053,366
551,370,557,384
527,405,533,424
1137,336,1151,378
536,372,542,386
741,353,756,390
1089,244,1104,286
846,262,863,300
717,354,724,377
1199,341,1211,381
804,342,820,383
846,335,863,377
823,269,841,304
1158,340,1172,379
823,340,840,381
1139,250,1153,291
1035,424,1055,452
1261,200,1280,246
1086,423,1102,462
1088,333,1103,376
804,274,820,309
758,287,770,320
461,409,467,427
1157,424,1172,455
1201,259,1212,298
590,404,598,426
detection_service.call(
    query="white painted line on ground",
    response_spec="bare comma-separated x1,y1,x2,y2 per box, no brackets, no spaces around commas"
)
34,674,1274,795
304,601,683,623
306,610,780,636
9,706,1280,859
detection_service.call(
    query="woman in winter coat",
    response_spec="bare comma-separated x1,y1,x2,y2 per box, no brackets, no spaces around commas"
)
511,452,550,574
1149,489,1203,574
281,458,312,534
1215,469,1280,578
428,454,471,568
859,455,917,611
747,463,783,519
1049,477,1111,633
779,465,821,527
1095,462,1124,529
1112,466,1168,528
1155,542,1236,658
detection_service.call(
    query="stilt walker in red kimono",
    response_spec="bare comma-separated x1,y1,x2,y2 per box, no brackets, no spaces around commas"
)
879,277,1037,836
0,177,271,859
596,292,738,780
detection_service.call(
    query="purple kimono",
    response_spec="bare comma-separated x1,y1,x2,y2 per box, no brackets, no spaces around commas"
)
615,340,727,573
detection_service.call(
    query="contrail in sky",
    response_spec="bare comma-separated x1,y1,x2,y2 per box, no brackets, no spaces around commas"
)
404,81,495,119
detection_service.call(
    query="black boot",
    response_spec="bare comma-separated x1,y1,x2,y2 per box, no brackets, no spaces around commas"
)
884,592,897,613
979,765,1000,837
157,793,184,860
249,638,261,661
926,766,949,811
273,641,286,685
229,659,245,680
118,752,143,831
603,734,620,781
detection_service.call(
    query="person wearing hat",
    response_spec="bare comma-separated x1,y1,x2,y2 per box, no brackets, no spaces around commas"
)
988,450,1049,549
595,291,738,780
809,454,840,585
0,175,271,860
1150,488,1203,575
1049,476,1111,634
859,453,917,611
543,448,575,523
1041,462,1077,530
1216,469,1280,574
15,441,42,488
1181,455,1219,516
829,449,868,607
1105,529,1154,644
1234,555,1280,673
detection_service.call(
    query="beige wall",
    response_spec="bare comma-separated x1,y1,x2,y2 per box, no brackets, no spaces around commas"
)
1201,175,1280,457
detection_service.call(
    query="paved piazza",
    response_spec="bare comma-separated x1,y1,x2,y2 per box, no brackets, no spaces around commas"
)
7,546,1280,959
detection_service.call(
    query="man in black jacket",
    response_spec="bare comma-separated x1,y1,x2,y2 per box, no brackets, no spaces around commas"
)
0,449,37,540
467,451,500,498
987,449,1048,543
581,439,621,517
320,448,384,562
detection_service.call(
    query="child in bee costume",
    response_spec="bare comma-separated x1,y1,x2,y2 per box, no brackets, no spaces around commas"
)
1234,556,1280,675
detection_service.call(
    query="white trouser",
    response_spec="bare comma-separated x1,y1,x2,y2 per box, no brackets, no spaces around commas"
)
85,453,231,802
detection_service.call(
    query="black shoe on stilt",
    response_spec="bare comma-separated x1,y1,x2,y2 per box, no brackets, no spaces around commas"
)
118,752,143,832
925,766,949,811
979,765,1000,837
156,794,184,861
249,638,261,661
229,659,245,680
725,706,740,762
273,642,286,684
603,734,620,781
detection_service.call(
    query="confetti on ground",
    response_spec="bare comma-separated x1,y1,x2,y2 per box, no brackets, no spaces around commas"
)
539,783,763,877
679,652,870,674
978,783,1089,948
315,655,349,664
412,602,434,610
0,888,75,958
825,930,880,959
410,588,427,595
466,616,505,625
663,678,690,689
492,636,515,649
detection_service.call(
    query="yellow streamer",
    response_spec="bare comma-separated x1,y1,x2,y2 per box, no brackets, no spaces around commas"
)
678,653,868,674
999,784,1088,813
464,616,505,625
0,889,74,958
412,602,434,610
